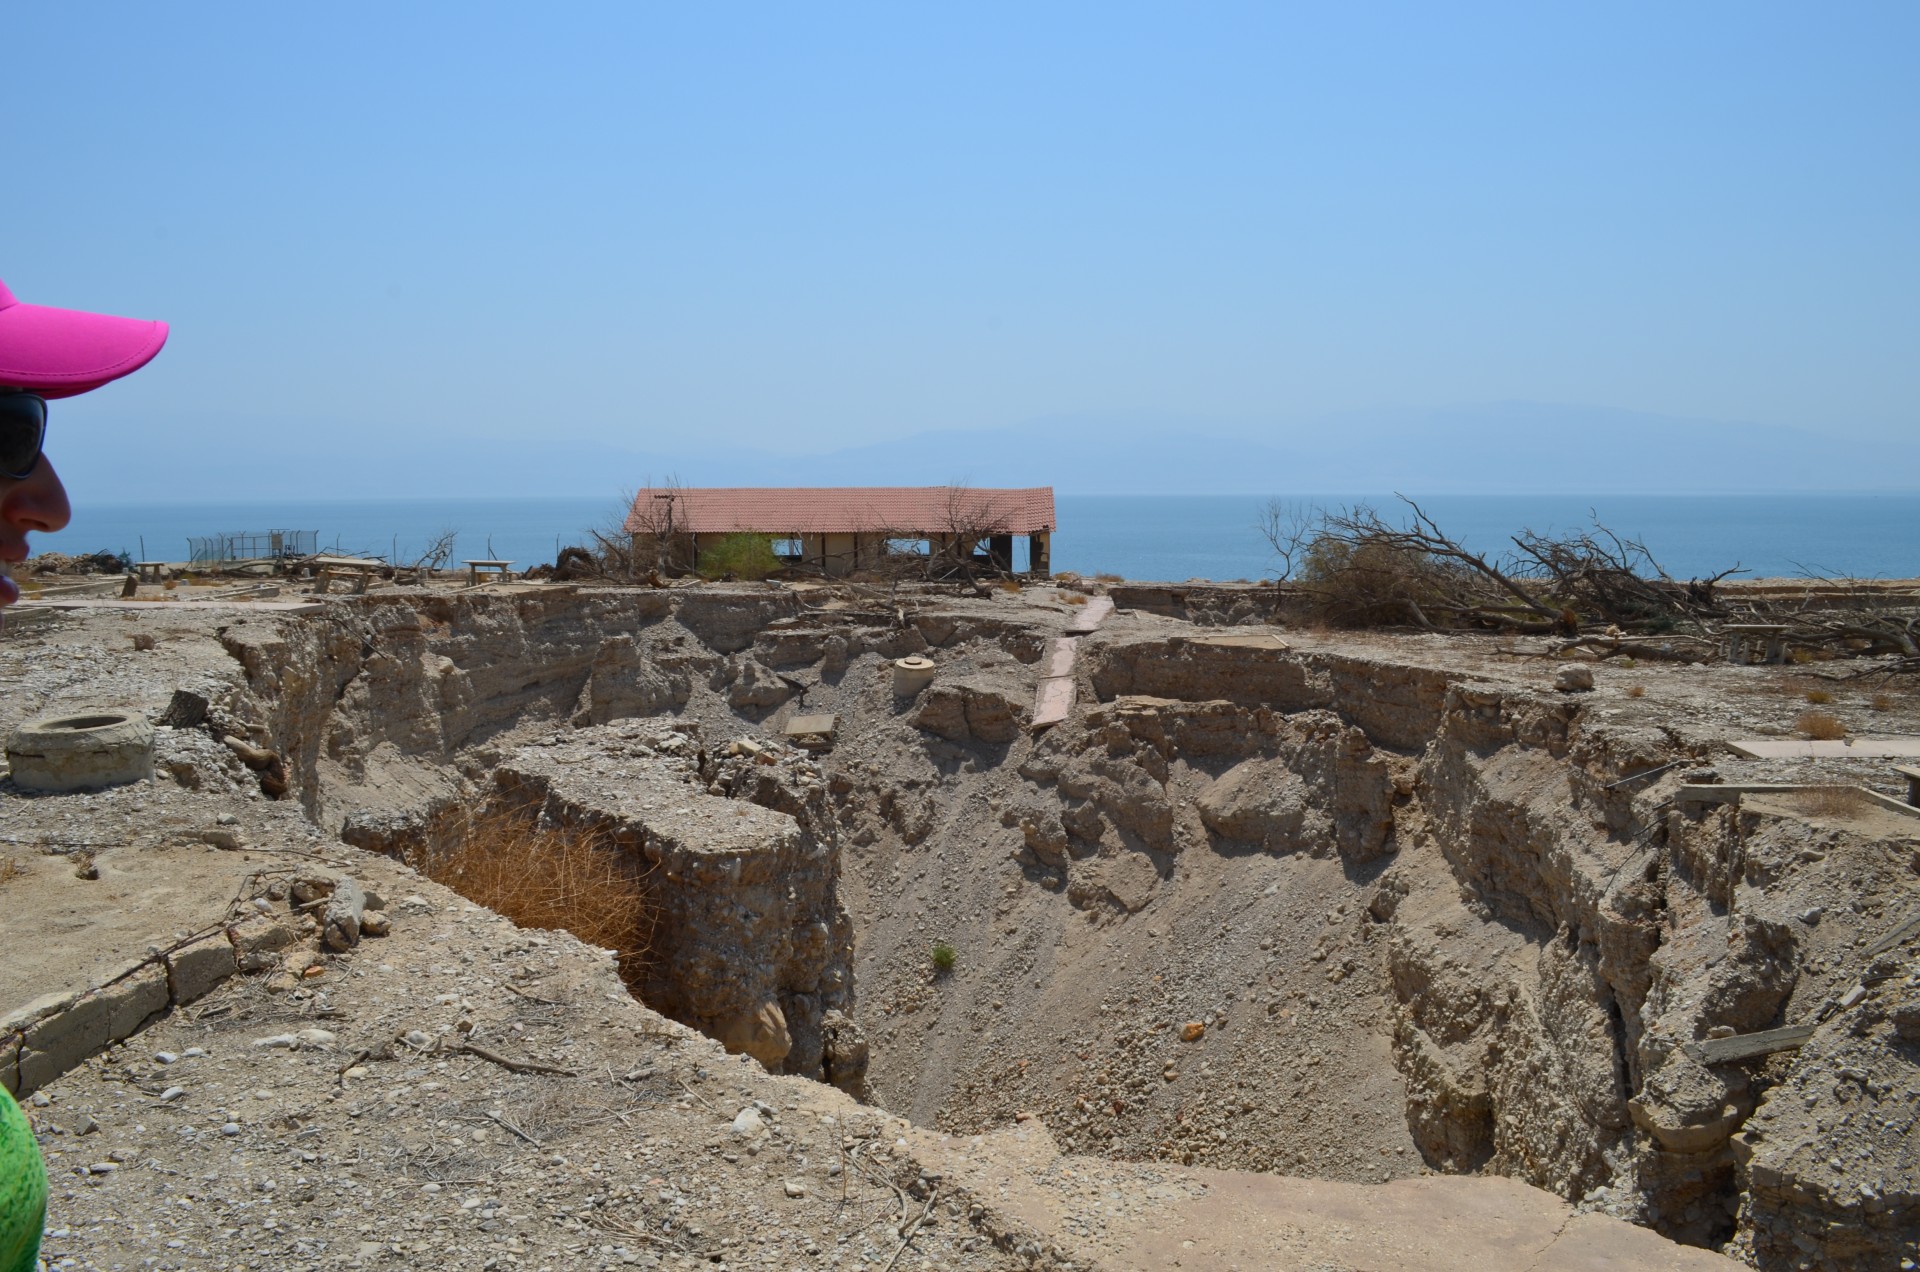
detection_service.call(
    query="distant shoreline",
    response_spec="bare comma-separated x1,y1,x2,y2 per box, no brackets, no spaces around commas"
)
36,492,1920,585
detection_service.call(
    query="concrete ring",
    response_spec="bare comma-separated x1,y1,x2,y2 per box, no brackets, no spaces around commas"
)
5,709,156,793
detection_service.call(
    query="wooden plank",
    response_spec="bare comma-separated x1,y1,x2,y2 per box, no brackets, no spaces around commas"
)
1683,1024,1816,1066
1863,909,1920,960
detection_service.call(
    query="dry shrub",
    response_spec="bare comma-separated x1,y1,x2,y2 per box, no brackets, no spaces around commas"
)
0,855,24,889
1794,709,1847,740
998,579,1021,593
1299,536,1465,628
415,807,654,988
1803,687,1834,705
1094,572,1125,583
1060,592,1088,606
1870,692,1895,712
1626,685,1646,698
1791,786,1873,818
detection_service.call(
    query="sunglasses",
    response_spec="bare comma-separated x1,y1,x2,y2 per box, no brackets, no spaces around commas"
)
0,391,48,481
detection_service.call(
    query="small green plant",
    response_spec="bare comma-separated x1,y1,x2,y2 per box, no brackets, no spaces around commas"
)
930,941,957,973
696,533,781,581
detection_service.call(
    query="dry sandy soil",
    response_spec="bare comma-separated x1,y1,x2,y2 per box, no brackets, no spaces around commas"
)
3,574,1917,1270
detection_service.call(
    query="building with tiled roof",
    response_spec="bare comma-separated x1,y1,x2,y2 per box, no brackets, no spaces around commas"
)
624,486,1055,578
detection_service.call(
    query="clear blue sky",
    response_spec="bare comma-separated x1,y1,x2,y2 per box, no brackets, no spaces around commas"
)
9,3,1917,493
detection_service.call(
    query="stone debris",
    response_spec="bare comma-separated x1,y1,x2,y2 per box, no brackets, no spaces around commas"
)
3,579,1914,1269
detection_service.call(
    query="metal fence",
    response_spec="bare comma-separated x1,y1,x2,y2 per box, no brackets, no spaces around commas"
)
186,529,318,567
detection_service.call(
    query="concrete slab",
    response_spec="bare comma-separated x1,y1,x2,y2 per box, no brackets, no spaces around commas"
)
1031,677,1076,728
14,598,325,615
0,838,258,1019
1064,595,1115,634
1726,737,1920,759
1041,637,1077,679
1187,631,1292,651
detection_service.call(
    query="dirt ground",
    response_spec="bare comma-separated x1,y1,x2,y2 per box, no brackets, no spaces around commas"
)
4,575,1917,1270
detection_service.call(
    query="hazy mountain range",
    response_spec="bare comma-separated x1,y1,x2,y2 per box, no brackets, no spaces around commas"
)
66,401,1920,502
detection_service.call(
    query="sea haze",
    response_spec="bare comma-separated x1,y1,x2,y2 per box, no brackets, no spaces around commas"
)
49,402,1920,502
43,492,1920,585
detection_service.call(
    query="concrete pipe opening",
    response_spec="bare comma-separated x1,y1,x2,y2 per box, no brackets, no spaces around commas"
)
5,709,155,793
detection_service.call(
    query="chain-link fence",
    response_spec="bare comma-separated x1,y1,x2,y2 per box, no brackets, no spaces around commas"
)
185,529,318,567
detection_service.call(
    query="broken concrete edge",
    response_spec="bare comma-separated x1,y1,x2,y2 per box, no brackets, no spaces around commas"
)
1674,782,1920,820
0,921,244,1097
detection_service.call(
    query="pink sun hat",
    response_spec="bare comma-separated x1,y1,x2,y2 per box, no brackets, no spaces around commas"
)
0,276,168,399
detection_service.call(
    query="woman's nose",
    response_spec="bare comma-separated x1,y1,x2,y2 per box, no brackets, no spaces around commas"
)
3,454,73,534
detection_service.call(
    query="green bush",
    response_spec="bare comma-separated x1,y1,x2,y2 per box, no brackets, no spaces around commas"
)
930,942,957,973
697,533,781,581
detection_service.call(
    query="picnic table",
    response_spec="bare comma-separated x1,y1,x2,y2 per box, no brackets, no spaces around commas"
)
1722,623,1791,665
1896,764,1920,808
134,561,168,584
308,555,384,596
464,559,515,586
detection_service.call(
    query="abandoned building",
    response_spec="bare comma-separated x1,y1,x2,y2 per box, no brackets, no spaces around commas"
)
624,485,1056,577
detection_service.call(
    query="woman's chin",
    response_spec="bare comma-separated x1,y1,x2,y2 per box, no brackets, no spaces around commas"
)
0,573,18,607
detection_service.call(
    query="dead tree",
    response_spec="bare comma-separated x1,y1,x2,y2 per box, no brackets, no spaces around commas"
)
613,478,687,580
1256,500,1319,583
403,528,459,581
1261,496,1741,636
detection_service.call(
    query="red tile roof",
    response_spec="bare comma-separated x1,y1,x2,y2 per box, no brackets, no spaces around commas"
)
624,487,1055,536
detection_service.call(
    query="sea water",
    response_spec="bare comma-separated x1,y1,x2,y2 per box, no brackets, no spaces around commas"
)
40,493,1920,583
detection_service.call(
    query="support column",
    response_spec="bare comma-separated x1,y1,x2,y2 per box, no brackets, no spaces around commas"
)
1028,532,1051,578
988,534,1013,573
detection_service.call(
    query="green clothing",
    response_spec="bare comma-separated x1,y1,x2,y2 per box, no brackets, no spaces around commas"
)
0,1085,45,1272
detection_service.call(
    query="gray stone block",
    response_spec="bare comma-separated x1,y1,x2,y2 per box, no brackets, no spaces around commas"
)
1,1035,18,1095
102,963,170,1042
167,934,237,1005
19,991,111,1093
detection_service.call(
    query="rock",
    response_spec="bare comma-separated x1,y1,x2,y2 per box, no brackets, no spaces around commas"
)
1893,998,1920,1041
1181,1021,1206,1042
1196,760,1314,851
359,910,392,938
321,877,369,951
155,690,210,730
716,1001,792,1070
783,1179,807,1198
227,915,298,972
730,1107,765,1137
911,681,1026,745
1554,665,1595,693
